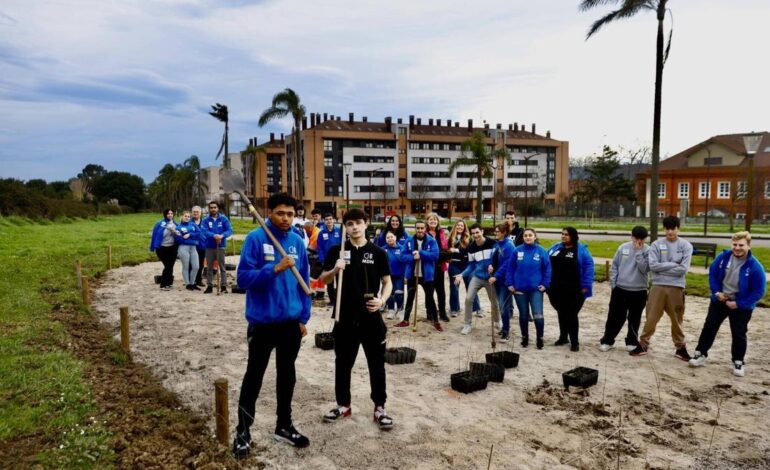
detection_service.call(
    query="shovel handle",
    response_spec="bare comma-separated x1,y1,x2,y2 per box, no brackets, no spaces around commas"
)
333,226,347,323
238,194,312,296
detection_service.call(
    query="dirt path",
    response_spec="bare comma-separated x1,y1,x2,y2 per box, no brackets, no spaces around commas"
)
93,258,770,469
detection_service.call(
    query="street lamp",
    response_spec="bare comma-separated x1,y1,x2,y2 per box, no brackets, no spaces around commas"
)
744,132,763,232
522,152,541,227
704,148,711,236
343,162,352,217
369,167,383,222
399,182,406,219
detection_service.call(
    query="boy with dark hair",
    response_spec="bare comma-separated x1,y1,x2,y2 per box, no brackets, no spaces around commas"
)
310,208,323,228
631,216,693,360
599,226,650,352
455,224,500,335
320,208,394,429
395,219,441,331
689,232,766,377
232,192,311,458
317,213,342,305
201,201,233,293
504,211,523,246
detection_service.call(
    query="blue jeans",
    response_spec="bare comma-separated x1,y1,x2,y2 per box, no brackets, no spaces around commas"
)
514,290,544,339
387,277,405,311
448,264,480,313
495,282,513,334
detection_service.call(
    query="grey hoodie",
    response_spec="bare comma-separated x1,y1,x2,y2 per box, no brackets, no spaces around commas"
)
648,237,693,288
610,241,649,291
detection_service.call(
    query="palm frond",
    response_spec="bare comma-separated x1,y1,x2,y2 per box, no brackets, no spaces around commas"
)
258,106,289,127
579,0,621,12
584,0,654,39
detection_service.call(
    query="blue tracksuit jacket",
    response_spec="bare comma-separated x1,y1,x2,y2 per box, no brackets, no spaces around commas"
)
316,225,342,263
546,242,595,298
149,218,177,251
709,249,767,310
200,214,233,249
175,220,201,246
461,237,497,281
506,243,551,293
401,234,439,282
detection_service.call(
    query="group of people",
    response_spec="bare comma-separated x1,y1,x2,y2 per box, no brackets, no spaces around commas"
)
149,202,232,293
150,195,765,458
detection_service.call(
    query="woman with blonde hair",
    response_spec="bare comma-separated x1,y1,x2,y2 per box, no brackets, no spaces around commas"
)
426,213,450,322
448,220,479,317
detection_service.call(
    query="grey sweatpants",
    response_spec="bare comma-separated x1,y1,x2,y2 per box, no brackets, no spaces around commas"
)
205,247,227,286
464,276,500,326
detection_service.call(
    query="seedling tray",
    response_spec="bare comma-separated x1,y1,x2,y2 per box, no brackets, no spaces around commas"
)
231,286,246,294
450,370,488,394
485,351,519,368
154,275,162,285
314,332,335,350
386,347,417,365
470,362,505,383
562,367,599,391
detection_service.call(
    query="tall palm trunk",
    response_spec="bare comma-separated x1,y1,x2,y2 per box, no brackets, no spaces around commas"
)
649,2,666,240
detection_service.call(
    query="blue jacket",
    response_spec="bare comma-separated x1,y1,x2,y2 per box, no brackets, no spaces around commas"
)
316,225,342,263
401,234,439,282
193,219,207,249
709,249,767,310
375,230,409,248
492,238,516,284
200,214,233,249
174,220,201,246
547,242,595,298
149,218,177,251
384,243,408,278
237,219,311,325
461,237,497,281
506,243,551,293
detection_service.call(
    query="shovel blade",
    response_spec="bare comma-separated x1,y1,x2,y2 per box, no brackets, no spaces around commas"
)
220,168,246,194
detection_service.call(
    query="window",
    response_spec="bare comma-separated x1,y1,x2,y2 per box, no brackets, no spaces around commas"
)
678,182,689,199
442,143,450,151
398,127,407,135
737,181,747,198
704,157,722,166
323,157,333,167
409,142,419,149
657,183,666,198
717,182,730,199
765,181,770,198
699,181,711,198
323,140,333,151
657,211,665,218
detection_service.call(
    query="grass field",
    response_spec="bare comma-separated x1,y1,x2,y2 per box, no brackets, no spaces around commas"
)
1,213,767,466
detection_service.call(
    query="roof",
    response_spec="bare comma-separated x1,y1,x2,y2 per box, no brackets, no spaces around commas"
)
659,132,770,170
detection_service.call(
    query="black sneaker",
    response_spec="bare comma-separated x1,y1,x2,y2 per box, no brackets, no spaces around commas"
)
570,343,580,352
232,430,251,459
220,285,228,294
204,286,213,294
554,338,568,346
629,344,647,357
536,338,544,350
192,284,201,291
323,406,351,422
273,423,309,448
186,284,194,291
675,347,691,362
500,332,510,343
521,337,529,348
439,313,450,322
373,406,393,430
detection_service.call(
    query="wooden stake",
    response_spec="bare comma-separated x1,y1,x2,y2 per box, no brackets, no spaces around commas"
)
107,244,113,270
487,443,494,470
119,306,130,352
605,260,610,282
214,378,229,446
81,276,90,306
75,260,82,290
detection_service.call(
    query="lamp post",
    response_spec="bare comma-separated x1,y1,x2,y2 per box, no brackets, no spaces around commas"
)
399,182,406,219
704,148,711,236
522,152,541,227
369,167,383,221
343,162,352,217
744,133,763,232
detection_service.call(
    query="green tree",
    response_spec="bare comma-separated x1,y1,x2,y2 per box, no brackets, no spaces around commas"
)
581,0,672,239
574,146,636,216
448,131,508,224
92,171,147,210
258,88,306,201
77,163,107,199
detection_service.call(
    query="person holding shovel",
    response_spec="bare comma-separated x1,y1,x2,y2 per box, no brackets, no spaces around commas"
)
456,224,500,336
232,192,311,458
396,220,441,331
317,213,342,306
320,208,394,429
201,201,233,293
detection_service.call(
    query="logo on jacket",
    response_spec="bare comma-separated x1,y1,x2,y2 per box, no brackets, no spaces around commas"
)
363,252,375,264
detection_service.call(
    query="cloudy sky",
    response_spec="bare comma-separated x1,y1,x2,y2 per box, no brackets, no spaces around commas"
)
1,0,768,184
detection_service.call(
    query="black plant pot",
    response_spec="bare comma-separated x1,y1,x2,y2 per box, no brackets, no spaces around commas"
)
385,348,404,365
154,275,162,285
315,332,335,350
562,367,599,391
225,263,237,271
450,370,488,394
470,362,505,383
231,286,246,294
485,351,519,368
399,347,417,364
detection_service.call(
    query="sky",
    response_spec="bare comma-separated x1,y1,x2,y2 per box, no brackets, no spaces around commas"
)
1,0,768,184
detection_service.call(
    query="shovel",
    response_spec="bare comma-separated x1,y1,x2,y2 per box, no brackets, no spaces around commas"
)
220,168,312,296
333,225,347,322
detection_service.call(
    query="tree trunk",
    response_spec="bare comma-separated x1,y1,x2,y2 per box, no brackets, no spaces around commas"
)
476,169,483,224
649,2,666,240
293,118,303,201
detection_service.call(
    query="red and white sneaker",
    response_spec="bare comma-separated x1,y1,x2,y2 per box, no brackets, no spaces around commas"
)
373,406,393,430
433,322,444,332
393,320,410,328
323,405,351,422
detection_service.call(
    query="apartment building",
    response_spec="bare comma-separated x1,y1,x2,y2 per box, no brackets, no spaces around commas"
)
253,113,569,219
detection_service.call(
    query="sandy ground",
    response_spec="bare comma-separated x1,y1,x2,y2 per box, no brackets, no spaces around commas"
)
93,258,770,469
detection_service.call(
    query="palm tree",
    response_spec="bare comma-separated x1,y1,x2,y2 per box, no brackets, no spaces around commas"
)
448,131,508,224
581,0,672,240
258,89,306,201
209,103,229,169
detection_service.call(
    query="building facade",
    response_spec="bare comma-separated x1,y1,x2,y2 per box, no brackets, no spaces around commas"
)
637,132,770,221
254,113,569,219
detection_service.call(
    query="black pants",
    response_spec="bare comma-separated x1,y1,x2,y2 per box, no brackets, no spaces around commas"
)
600,287,648,346
236,321,302,434
549,288,585,345
433,266,447,317
156,245,178,287
695,300,754,362
194,247,205,285
334,318,387,407
403,277,437,322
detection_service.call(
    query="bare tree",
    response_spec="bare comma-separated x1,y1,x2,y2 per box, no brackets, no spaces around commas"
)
411,177,432,215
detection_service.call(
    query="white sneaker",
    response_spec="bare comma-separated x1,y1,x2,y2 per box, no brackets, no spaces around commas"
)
598,344,613,352
450,311,459,317
396,310,404,321
474,311,484,318
688,352,706,367
495,319,503,332
386,309,395,320
626,345,637,352
733,361,745,377
461,325,472,335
